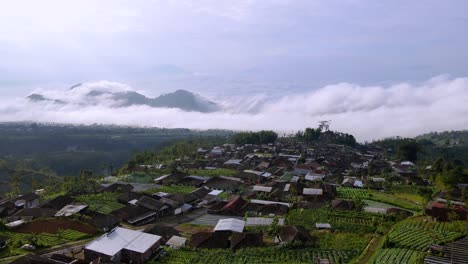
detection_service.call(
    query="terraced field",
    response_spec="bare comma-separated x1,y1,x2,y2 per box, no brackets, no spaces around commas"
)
373,248,422,264
157,247,357,264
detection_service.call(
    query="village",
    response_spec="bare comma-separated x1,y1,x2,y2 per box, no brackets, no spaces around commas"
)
0,132,467,264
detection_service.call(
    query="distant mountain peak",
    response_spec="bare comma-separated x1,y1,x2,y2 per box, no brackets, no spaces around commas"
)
26,85,220,113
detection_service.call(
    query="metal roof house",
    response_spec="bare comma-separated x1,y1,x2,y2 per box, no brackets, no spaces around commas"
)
84,227,161,264
214,218,246,233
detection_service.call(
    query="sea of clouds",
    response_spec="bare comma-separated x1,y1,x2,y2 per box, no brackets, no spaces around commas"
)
0,75,467,142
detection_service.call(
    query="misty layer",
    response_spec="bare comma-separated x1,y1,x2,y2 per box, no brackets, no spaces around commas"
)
1,76,467,141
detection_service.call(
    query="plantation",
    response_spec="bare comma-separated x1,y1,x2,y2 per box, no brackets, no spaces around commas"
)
373,248,422,264
388,218,466,251
186,168,237,177
0,229,89,249
336,187,421,211
75,192,125,214
288,209,383,233
148,185,197,194
156,247,357,264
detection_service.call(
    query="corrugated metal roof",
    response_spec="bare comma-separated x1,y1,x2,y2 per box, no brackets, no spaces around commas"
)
253,186,273,193
284,184,291,192
166,235,187,248
214,218,245,233
250,199,291,208
85,227,161,256
246,217,285,226
303,188,323,195
315,223,331,229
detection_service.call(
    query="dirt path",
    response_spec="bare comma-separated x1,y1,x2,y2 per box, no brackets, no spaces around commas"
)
358,234,383,264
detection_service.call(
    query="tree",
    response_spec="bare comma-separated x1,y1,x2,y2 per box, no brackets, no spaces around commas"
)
398,140,422,162
267,217,280,243
353,198,365,212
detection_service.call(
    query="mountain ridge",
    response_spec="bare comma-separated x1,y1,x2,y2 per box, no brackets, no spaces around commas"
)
27,88,220,113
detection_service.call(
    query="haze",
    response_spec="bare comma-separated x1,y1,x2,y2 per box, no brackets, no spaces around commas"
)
1,0,467,140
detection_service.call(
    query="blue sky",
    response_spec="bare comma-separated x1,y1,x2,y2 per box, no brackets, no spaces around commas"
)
1,0,468,97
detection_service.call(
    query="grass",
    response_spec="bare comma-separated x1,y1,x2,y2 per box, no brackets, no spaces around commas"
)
336,187,422,211
75,193,125,214
288,208,384,234
146,185,197,195
312,232,372,252
186,169,237,177
0,229,90,258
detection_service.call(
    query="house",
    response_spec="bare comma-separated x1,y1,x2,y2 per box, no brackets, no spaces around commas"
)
149,225,180,243
275,226,315,245
315,223,332,229
178,176,209,187
207,196,248,216
111,204,156,226
136,196,172,218
0,193,40,213
425,201,467,221
12,208,57,220
230,233,263,250
84,227,162,264
213,218,246,233
165,235,187,249
117,192,151,204
341,177,364,188
102,183,134,193
331,199,355,211
55,204,88,217
39,195,75,210
83,211,120,232
190,232,230,249
204,176,243,192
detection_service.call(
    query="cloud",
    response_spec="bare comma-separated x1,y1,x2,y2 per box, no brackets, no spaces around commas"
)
0,76,467,142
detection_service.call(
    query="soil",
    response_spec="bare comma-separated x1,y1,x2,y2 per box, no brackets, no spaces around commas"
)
14,218,98,235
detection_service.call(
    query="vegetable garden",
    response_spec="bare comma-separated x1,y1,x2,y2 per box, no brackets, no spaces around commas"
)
373,248,422,264
388,218,466,251
75,192,125,214
156,247,357,264
336,187,421,211
288,209,383,233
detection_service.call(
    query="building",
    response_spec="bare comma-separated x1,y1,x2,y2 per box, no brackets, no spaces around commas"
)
84,227,161,264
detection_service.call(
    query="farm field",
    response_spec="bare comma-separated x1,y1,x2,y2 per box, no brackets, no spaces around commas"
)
15,218,98,235
187,168,237,177
75,192,125,214
288,208,383,233
147,185,197,194
0,229,90,248
387,217,466,251
336,187,421,211
156,247,357,264
372,248,422,264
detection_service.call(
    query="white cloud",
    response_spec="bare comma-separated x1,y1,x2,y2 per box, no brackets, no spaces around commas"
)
0,76,467,142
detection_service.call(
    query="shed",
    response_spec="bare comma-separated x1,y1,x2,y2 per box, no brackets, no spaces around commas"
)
214,218,246,233
165,235,186,249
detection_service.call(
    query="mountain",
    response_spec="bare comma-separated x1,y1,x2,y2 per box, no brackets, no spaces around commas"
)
27,94,66,104
27,88,221,113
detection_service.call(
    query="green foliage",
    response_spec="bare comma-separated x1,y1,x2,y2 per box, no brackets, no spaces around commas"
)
156,247,357,264
295,127,357,146
232,130,278,145
186,168,237,177
398,140,422,162
75,193,125,214
288,208,384,234
0,229,89,250
372,248,423,264
387,217,467,251
146,185,197,195
313,232,371,252
337,187,421,211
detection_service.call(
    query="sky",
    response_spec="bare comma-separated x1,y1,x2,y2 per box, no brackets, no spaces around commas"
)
0,1,467,140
